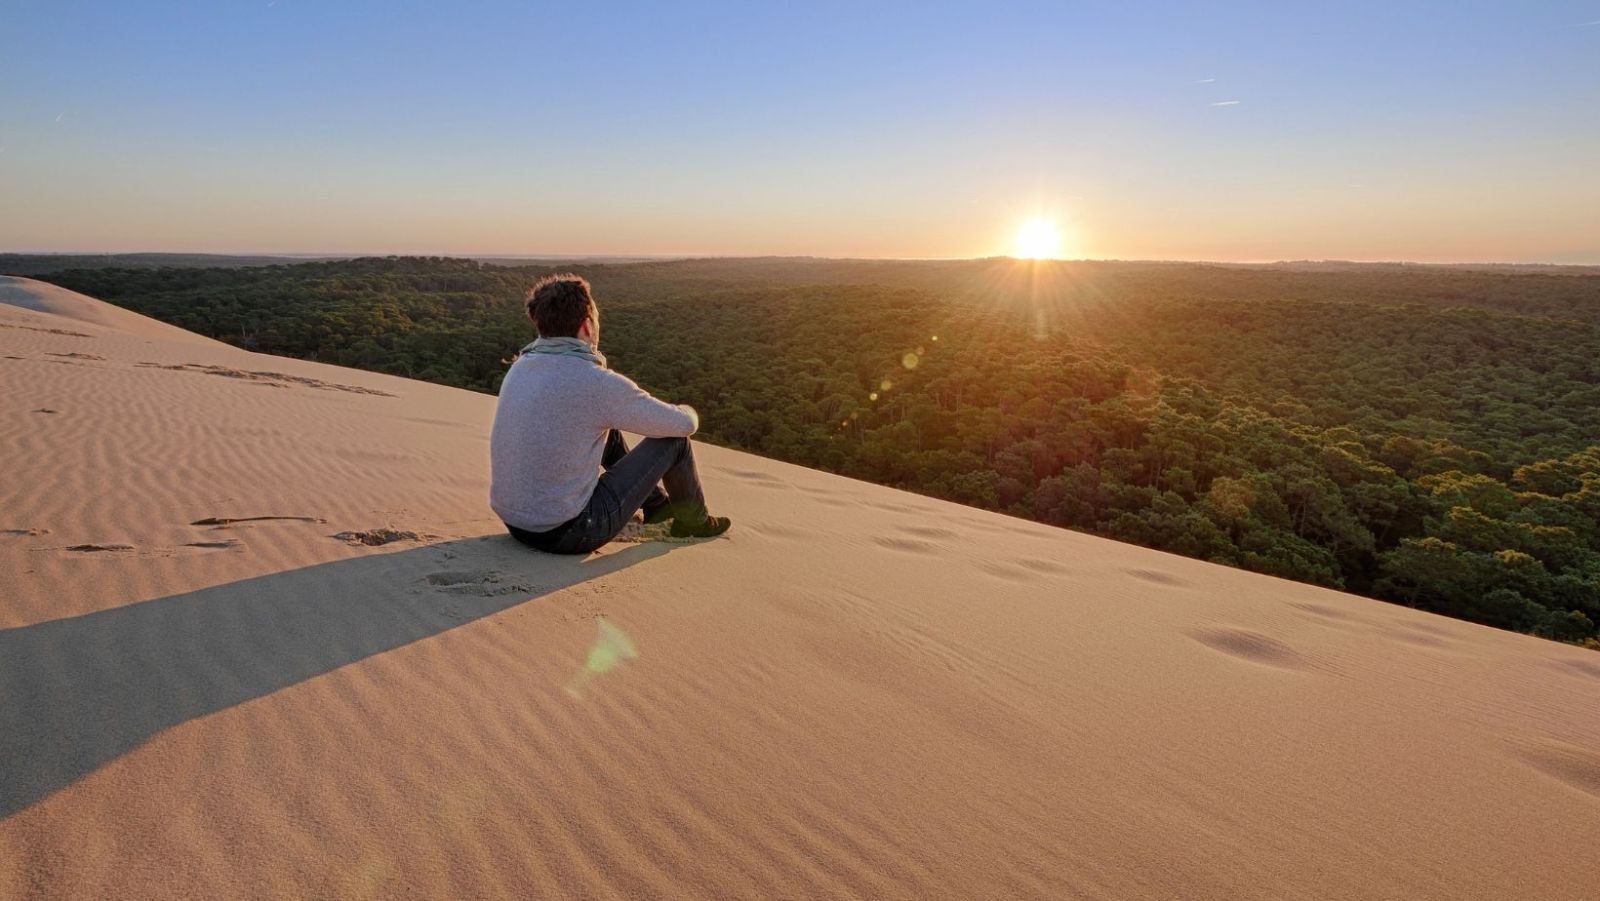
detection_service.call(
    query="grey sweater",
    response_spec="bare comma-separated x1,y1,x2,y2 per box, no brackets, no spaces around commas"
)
490,353,698,531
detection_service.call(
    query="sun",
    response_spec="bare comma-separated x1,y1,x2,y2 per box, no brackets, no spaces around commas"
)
1013,217,1063,259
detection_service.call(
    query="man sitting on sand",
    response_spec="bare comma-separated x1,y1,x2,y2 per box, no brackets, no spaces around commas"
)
490,273,731,553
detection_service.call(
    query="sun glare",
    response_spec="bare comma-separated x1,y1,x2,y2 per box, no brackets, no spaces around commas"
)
1014,218,1063,259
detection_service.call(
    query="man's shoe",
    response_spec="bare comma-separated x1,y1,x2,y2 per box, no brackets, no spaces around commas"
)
641,502,675,525
670,514,732,539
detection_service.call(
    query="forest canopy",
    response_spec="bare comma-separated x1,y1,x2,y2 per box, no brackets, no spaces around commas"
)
34,256,1600,645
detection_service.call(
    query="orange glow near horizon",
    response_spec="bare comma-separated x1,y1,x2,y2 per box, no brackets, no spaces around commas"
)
1013,218,1064,260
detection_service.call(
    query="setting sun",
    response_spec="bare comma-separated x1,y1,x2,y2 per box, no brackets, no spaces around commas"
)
1014,218,1063,259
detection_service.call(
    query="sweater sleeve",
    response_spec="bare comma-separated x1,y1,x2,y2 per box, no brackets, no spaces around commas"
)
600,371,699,437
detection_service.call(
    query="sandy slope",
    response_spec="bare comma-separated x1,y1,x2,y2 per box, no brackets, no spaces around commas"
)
2,285,1598,900
0,276,234,348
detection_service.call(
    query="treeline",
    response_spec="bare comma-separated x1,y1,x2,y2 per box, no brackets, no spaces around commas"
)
0,253,330,275
41,257,1600,645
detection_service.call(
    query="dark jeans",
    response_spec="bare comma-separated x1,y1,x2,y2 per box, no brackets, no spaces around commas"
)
508,429,707,555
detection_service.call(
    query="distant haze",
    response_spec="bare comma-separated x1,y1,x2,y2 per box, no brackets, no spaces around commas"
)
2,2,1597,263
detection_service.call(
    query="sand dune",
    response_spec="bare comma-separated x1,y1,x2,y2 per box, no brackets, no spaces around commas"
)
2,287,1598,899
0,276,232,348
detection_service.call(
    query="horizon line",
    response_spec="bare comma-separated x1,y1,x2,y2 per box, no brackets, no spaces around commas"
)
3,250,1599,269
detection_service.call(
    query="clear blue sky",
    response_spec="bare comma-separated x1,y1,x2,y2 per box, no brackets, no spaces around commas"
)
2,1,1597,261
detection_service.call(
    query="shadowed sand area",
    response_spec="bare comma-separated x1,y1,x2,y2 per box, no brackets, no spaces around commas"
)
0,537,673,818
4,280,1600,899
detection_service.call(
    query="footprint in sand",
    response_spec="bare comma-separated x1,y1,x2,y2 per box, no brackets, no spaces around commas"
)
0,322,91,337
403,415,473,429
1374,624,1455,649
1388,617,1454,638
1552,658,1600,681
333,528,430,546
1290,602,1362,622
725,469,790,488
1187,627,1314,672
425,570,483,588
191,515,324,527
895,524,956,540
1014,557,1069,575
184,539,242,550
424,570,540,597
862,500,923,514
1125,568,1189,587
873,536,939,554
977,561,1036,582
1288,601,1381,637
135,362,397,397
1516,740,1600,799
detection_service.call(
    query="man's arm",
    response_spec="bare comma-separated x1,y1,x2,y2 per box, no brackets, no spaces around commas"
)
601,371,699,437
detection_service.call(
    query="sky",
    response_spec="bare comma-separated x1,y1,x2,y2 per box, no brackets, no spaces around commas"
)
1,1,1597,262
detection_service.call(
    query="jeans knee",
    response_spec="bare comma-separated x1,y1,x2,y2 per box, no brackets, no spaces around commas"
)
653,435,689,460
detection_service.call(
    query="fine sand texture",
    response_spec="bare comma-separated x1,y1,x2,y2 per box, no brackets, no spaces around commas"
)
3,281,1598,899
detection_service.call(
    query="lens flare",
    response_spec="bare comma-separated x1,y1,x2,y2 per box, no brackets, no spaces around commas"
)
566,617,638,697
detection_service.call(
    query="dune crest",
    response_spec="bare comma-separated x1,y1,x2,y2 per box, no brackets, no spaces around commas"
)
3,288,1598,899
1,275,232,347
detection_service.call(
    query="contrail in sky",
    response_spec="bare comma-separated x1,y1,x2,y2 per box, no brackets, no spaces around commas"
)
1210,100,1241,107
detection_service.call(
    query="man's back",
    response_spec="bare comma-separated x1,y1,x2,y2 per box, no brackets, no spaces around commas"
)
490,353,698,532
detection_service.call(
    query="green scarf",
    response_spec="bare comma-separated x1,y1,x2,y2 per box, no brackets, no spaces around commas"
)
521,336,607,368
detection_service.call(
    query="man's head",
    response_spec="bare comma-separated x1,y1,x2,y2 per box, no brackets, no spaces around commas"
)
526,273,599,345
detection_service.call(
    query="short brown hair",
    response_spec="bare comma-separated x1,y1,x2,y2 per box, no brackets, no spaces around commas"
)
525,273,595,337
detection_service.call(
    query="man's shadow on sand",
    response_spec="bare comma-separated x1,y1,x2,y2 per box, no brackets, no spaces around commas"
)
0,534,678,819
